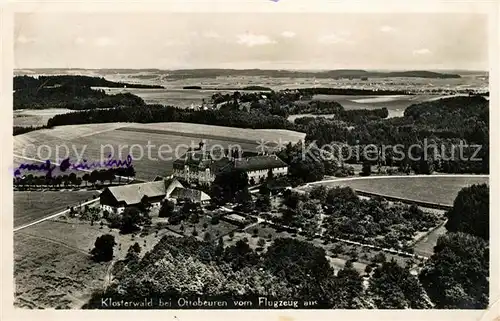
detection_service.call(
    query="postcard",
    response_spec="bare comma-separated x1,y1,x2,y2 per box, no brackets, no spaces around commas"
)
1,1,498,321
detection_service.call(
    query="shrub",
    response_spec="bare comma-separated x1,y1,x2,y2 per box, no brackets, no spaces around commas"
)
211,216,220,225
91,234,116,262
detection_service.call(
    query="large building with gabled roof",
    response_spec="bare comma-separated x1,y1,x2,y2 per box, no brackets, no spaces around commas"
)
172,147,288,186
99,177,210,214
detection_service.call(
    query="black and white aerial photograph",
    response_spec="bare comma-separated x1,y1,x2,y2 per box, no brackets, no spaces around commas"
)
10,3,491,312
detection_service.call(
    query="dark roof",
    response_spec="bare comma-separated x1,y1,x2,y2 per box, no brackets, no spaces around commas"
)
209,158,232,174
234,155,287,172
173,150,222,169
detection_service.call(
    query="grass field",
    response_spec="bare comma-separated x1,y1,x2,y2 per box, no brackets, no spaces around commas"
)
14,122,305,181
14,191,99,228
14,227,108,309
317,175,489,206
14,108,74,127
14,217,180,309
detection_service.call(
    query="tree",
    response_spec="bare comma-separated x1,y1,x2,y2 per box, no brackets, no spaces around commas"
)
91,234,116,262
445,184,489,240
263,238,334,302
158,200,175,218
372,252,387,264
223,239,259,270
210,215,220,225
125,242,141,266
419,232,489,309
107,168,116,184
255,194,271,212
211,169,250,204
329,262,365,308
203,232,212,242
361,161,371,176
120,207,142,234
189,212,200,224
68,173,77,186
369,259,431,309
289,154,325,184
257,238,266,248
131,242,141,254
89,170,98,187
309,185,328,202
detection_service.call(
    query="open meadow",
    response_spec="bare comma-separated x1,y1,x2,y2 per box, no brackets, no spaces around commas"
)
14,123,305,181
14,191,99,228
14,108,75,127
315,175,489,206
15,215,180,309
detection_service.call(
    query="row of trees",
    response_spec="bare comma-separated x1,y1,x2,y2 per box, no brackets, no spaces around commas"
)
13,166,136,189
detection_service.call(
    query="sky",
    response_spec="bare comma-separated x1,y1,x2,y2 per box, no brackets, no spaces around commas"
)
14,12,488,70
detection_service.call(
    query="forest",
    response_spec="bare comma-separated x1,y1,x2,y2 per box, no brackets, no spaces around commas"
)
14,75,163,90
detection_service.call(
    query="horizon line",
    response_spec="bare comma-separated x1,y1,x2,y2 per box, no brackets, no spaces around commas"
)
13,67,489,73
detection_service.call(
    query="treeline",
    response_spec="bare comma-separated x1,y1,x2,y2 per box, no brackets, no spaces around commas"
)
14,75,163,90
47,105,295,130
14,83,146,110
13,125,48,136
13,166,136,190
297,87,411,96
287,100,344,115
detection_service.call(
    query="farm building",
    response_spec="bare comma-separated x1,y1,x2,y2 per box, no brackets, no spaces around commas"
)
99,178,184,213
173,147,288,186
167,187,211,204
221,213,248,227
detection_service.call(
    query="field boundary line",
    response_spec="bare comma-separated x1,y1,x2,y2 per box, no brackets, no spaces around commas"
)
305,174,490,187
14,198,100,232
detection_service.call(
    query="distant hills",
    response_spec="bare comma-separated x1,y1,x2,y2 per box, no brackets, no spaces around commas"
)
14,75,164,90
162,69,462,79
15,68,462,79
